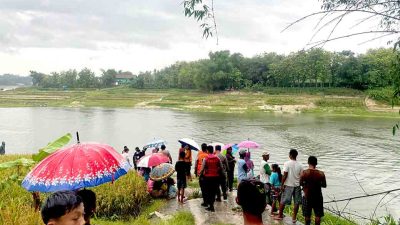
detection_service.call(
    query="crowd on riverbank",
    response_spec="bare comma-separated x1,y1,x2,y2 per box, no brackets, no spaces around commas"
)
37,142,326,225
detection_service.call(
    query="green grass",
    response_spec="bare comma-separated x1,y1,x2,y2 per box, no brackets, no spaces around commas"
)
0,87,398,117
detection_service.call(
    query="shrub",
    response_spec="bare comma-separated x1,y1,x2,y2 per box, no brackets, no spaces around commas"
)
93,171,150,220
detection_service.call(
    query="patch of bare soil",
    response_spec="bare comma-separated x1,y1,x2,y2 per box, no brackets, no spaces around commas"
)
365,97,400,112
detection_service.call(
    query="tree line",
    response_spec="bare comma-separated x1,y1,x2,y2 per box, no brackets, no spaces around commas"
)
30,48,398,91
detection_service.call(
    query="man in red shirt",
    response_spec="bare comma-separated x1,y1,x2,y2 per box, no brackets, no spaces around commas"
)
300,156,327,225
199,145,223,212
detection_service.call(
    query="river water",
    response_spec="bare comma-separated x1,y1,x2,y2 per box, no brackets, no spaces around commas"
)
0,107,399,221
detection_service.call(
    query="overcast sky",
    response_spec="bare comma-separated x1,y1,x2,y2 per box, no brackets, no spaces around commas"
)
0,0,392,75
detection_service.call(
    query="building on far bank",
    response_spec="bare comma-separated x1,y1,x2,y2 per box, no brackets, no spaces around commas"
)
115,72,134,85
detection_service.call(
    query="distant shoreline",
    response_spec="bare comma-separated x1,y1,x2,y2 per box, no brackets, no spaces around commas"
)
0,87,398,118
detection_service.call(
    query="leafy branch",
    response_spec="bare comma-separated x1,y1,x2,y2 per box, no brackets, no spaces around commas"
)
183,0,219,44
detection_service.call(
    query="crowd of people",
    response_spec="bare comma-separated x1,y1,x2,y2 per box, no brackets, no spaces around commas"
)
38,143,326,225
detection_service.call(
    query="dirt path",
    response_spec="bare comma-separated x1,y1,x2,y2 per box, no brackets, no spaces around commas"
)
159,189,302,225
365,97,400,112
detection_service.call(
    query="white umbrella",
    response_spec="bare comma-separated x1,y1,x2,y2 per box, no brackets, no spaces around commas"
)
143,139,166,149
178,138,200,151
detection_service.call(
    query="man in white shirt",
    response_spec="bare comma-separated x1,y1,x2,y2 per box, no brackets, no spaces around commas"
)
274,149,303,223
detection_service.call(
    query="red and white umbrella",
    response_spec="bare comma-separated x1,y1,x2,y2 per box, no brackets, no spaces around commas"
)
137,153,170,168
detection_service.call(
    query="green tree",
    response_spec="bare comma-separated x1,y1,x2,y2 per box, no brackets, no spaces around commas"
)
100,69,117,87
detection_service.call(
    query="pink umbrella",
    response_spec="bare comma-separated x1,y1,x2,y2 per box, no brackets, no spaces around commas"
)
222,143,235,150
137,153,170,168
237,140,260,149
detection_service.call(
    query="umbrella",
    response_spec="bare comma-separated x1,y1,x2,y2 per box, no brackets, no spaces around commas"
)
150,163,175,181
21,142,131,192
178,138,200,151
222,143,239,155
137,153,170,168
144,139,166,149
237,140,260,149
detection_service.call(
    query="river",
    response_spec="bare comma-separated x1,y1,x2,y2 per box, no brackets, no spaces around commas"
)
0,107,399,222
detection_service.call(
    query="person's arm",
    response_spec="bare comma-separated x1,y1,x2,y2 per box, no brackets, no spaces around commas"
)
264,164,272,176
242,162,248,172
199,158,206,176
321,172,327,188
281,172,288,189
300,170,305,187
194,159,199,177
224,158,229,171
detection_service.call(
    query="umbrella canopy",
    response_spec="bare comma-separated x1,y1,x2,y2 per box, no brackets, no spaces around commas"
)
137,153,170,168
222,144,239,155
150,163,175,181
178,138,200,151
22,142,131,193
237,140,260,149
143,139,166,149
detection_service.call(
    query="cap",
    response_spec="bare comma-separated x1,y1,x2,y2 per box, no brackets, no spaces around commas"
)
262,152,270,156
239,149,247,155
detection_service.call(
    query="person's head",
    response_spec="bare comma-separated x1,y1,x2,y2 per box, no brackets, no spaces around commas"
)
236,179,267,219
271,163,279,172
207,145,214,154
308,156,317,168
226,147,232,154
76,189,96,224
239,149,246,159
201,143,207,152
184,145,189,150
123,146,129,153
215,145,221,152
289,148,298,160
262,152,269,161
179,151,185,160
41,191,85,225
135,147,140,152
161,144,166,150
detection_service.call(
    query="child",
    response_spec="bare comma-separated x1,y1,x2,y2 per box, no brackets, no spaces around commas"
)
41,191,85,225
77,189,96,225
175,151,187,203
269,164,282,215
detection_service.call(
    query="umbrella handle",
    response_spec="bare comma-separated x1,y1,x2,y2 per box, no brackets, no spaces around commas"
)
76,132,80,144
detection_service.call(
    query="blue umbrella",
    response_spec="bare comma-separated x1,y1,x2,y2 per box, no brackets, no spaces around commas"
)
144,139,166,149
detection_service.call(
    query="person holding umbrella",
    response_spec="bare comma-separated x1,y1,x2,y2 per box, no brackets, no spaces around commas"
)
226,147,236,192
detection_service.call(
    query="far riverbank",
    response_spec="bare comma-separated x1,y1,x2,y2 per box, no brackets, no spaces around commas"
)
0,87,399,118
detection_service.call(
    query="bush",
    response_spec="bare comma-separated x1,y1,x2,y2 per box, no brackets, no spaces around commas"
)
93,171,150,220
315,98,364,108
367,88,399,105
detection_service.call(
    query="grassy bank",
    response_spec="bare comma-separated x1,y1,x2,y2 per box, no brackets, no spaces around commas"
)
0,154,194,225
0,87,398,117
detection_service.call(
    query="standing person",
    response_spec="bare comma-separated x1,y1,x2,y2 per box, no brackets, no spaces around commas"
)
161,144,173,164
274,149,303,223
270,164,282,215
196,143,208,206
237,150,248,184
226,147,236,192
76,189,96,225
184,145,193,182
175,151,187,203
199,145,223,212
244,151,254,178
300,156,327,225
215,145,228,201
0,141,5,155
133,147,142,170
236,179,267,225
121,146,130,167
259,152,272,205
